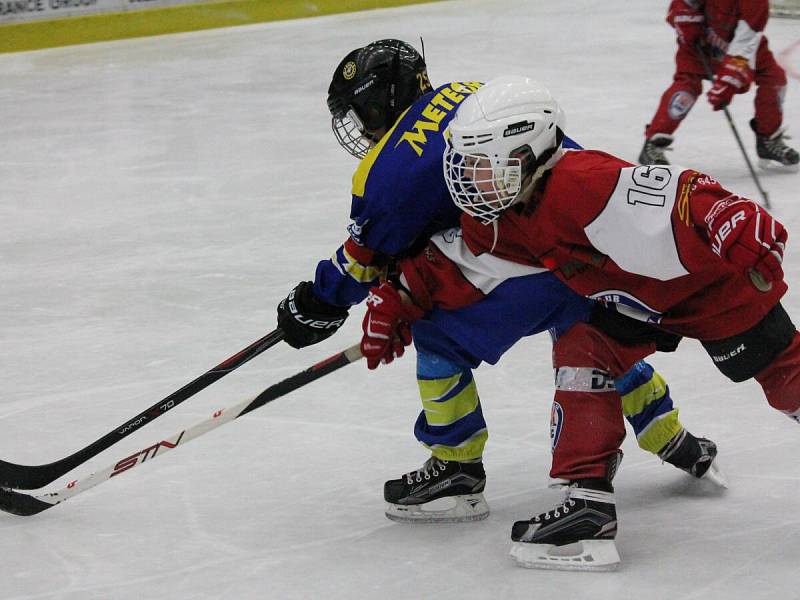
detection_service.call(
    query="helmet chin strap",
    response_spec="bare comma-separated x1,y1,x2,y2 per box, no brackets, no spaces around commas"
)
517,145,565,204
488,144,565,245
490,221,500,253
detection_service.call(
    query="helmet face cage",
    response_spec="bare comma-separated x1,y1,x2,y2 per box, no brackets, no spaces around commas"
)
444,143,523,225
332,108,372,159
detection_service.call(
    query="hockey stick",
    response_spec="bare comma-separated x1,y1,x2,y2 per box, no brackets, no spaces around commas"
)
696,45,771,209
0,328,286,490
0,343,363,516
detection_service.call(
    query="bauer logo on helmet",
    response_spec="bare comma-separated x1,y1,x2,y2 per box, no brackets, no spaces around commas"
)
503,120,535,137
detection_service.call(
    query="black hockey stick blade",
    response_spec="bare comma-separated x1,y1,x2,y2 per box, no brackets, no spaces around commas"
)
0,343,363,516
0,328,285,490
0,487,52,517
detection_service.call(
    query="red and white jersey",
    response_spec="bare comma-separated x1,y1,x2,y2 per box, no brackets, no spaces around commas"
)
458,150,786,340
674,0,770,65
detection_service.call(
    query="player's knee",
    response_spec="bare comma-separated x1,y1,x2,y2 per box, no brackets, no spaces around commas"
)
673,73,703,96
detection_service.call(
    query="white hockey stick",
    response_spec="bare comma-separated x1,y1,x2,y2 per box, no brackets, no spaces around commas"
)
0,344,363,516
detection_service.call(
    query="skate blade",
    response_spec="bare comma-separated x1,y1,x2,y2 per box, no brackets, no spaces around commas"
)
758,158,800,172
702,459,729,489
510,539,620,572
385,493,489,524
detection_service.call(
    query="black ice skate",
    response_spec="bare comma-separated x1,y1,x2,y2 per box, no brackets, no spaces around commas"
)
658,428,728,488
384,457,489,523
752,121,800,170
510,479,620,571
638,133,674,165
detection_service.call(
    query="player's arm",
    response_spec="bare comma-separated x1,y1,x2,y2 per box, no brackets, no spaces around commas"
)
397,241,487,312
356,240,471,370
585,164,786,286
312,238,390,306
276,237,390,349
358,242,484,370
707,1,768,110
686,172,786,286
666,0,706,48
360,230,541,368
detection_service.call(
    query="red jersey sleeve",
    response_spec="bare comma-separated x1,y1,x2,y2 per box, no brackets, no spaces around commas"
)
398,243,485,312
738,0,769,33
684,170,754,232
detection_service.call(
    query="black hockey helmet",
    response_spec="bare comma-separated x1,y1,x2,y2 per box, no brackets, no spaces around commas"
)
327,39,432,158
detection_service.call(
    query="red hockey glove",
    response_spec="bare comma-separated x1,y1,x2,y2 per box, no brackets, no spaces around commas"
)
705,196,787,287
707,55,753,110
667,2,705,47
361,281,425,370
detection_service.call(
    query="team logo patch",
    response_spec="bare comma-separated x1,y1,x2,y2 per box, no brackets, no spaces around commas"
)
667,91,696,120
342,61,357,80
550,402,564,452
588,291,663,325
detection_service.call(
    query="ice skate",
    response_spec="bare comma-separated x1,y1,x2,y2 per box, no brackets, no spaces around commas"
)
510,479,620,572
638,133,673,165
752,122,800,171
384,457,489,523
658,428,728,488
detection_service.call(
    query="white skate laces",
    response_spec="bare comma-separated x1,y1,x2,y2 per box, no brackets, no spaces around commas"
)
533,487,615,523
405,458,448,484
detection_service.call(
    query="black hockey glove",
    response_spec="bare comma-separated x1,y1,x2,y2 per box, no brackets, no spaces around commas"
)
277,281,350,349
589,304,682,353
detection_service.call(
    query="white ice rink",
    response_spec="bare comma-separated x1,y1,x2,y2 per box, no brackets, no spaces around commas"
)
1,1,800,598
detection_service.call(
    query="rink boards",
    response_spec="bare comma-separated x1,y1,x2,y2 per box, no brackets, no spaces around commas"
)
0,0,446,53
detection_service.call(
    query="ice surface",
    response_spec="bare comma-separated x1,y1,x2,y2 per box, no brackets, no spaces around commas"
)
1,1,799,598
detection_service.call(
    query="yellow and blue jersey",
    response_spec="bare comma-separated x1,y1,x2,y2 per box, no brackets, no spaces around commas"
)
346,81,483,256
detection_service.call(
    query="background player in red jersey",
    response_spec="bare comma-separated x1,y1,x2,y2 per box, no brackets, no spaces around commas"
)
360,75,799,570
639,0,798,169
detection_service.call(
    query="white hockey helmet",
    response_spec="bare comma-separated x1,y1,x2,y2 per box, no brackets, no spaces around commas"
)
443,75,565,224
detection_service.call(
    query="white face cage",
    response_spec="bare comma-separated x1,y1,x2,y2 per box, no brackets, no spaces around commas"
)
331,108,372,159
443,143,523,225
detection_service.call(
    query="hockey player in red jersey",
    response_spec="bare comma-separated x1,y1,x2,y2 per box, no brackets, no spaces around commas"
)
639,0,799,169
360,75,799,571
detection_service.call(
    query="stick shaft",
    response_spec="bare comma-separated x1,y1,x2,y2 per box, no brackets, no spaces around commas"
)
696,46,771,209
0,329,285,490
